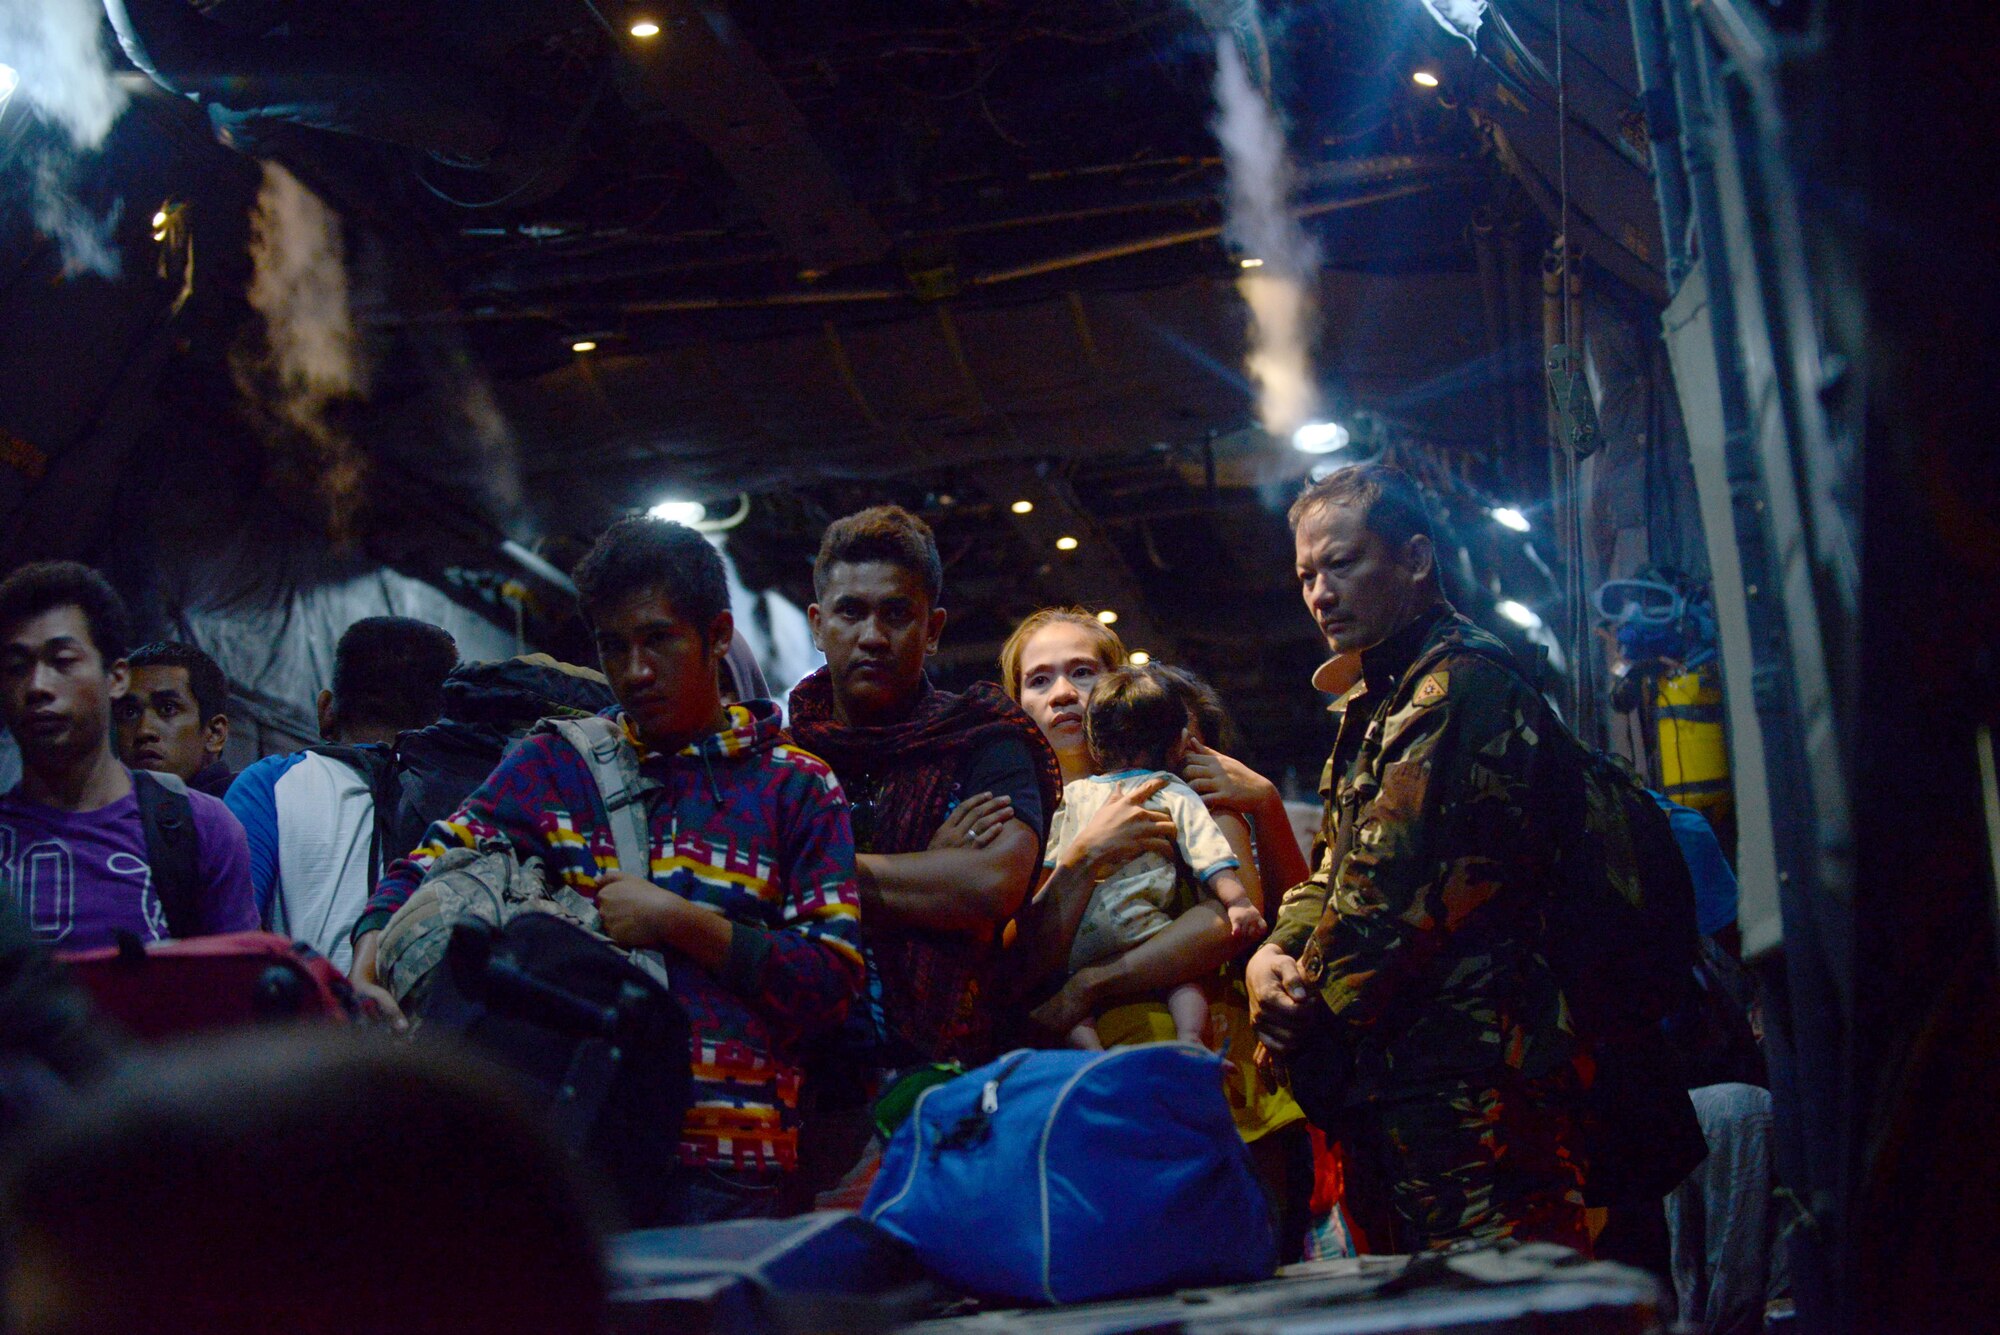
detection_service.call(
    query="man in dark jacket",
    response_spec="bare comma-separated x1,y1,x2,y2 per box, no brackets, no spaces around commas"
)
1247,463,1588,1252
785,504,1060,1209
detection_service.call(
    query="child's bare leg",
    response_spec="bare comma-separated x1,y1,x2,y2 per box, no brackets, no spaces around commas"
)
1068,1018,1106,1050
1167,981,1213,1047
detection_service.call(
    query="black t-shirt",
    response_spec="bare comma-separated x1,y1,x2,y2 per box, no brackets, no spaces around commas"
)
846,735,1046,856
956,735,1046,841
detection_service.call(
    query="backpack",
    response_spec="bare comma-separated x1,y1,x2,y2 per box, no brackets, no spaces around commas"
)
862,1045,1276,1304
374,714,662,1008
1441,639,1707,1203
132,770,201,940
418,913,691,1228
391,714,692,1226
1541,733,1705,1046
311,656,619,888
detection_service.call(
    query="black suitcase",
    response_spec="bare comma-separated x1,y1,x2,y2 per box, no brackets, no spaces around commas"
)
417,915,693,1227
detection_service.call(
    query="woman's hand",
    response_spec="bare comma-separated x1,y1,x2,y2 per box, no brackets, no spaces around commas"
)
1181,740,1279,814
928,792,1014,850
1057,776,1176,878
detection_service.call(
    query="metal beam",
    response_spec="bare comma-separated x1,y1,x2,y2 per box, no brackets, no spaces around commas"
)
978,466,1179,666
1656,4,1855,1329
623,2,888,271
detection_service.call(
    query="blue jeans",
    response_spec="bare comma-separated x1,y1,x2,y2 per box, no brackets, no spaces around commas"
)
1666,1083,1778,1335
662,1166,788,1225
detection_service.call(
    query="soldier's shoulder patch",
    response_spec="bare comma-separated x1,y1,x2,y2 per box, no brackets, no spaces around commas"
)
1412,670,1449,707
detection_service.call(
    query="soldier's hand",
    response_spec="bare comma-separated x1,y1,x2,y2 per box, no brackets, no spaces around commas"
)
1245,944,1312,1055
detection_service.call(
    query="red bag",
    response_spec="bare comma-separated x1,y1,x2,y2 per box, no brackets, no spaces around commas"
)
60,932,358,1042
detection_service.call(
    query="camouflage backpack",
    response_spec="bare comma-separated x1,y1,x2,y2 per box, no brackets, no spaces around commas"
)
375,715,671,1009
1449,641,1706,1203
1541,727,1704,1045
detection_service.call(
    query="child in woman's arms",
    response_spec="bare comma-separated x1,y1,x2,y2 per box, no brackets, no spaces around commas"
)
1042,666,1265,1049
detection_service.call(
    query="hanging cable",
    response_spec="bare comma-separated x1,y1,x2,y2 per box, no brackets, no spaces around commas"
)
1554,0,1587,734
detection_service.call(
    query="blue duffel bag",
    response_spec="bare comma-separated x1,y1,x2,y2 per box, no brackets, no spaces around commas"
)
860,1044,1277,1304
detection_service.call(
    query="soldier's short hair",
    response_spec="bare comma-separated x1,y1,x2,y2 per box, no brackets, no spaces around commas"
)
1287,462,1435,552
813,506,943,606
1085,665,1189,774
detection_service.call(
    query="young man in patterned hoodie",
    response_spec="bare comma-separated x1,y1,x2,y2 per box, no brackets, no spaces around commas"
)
350,518,863,1222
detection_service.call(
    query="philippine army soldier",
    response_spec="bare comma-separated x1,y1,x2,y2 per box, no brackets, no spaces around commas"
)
1246,463,1588,1253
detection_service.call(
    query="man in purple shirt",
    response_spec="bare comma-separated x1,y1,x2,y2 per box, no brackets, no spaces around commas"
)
0,563,255,951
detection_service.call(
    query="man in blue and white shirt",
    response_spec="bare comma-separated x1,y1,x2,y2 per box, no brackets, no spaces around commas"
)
225,618,457,972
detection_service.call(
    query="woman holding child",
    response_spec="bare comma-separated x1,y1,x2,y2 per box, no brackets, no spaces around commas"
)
946,607,1315,1256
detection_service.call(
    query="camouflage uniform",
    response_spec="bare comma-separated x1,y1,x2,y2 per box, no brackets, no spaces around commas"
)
1271,603,1588,1252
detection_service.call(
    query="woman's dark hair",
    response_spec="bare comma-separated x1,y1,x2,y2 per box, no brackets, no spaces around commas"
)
0,1031,609,1335
330,617,459,733
0,561,131,665
812,505,943,605
127,641,231,723
1152,664,1239,753
572,517,730,632
1084,666,1190,774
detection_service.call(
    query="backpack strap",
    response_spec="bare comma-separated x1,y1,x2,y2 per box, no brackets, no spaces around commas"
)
133,770,201,940
308,744,400,887
540,717,652,877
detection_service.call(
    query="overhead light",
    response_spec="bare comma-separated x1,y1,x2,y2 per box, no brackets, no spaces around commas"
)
1497,599,1541,629
1238,257,1265,269
0,63,17,105
1490,506,1531,533
629,19,662,37
151,208,168,229
1292,421,1350,454
1010,499,1034,515
1055,535,1079,552
571,339,598,353
648,499,706,525
1128,651,1151,666
1412,70,1441,88
1096,610,1118,625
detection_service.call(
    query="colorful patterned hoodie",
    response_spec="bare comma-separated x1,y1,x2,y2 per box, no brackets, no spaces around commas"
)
358,700,863,1173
